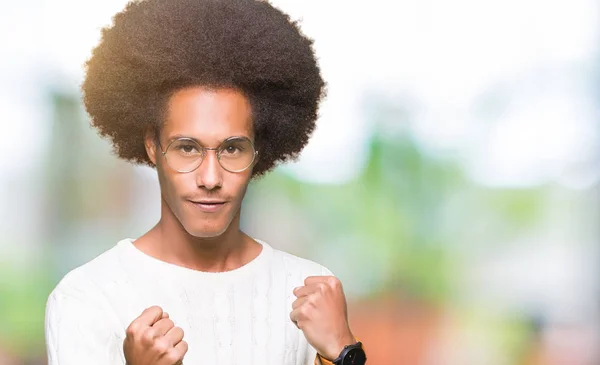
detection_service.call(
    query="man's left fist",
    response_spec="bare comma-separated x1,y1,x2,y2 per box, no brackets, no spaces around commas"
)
290,276,355,360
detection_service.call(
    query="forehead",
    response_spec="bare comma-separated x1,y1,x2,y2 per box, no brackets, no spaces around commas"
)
162,86,253,142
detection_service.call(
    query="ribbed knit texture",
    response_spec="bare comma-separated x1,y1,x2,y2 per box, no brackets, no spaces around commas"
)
45,238,332,365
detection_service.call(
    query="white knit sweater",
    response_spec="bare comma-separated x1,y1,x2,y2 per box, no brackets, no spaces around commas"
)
45,239,332,365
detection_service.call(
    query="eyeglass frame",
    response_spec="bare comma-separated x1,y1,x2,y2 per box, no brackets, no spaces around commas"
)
158,135,259,173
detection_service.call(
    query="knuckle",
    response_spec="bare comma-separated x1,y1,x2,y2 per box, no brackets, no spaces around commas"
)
142,328,157,344
180,340,189,352
163,352,180,364
164,318,175,328
125,324,138,337
327,276,341,288
298,305,310,318
169,327,183,341
153,339,170,354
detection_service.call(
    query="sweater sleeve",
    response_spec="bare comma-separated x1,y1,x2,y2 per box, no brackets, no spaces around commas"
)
45,286,125,365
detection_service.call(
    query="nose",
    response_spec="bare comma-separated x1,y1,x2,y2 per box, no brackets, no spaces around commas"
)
195,149,223,190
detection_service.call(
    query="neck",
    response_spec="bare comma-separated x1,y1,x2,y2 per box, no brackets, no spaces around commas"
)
135,197,260,272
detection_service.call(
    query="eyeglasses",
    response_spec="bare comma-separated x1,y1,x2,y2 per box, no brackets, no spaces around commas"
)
160,136,258,173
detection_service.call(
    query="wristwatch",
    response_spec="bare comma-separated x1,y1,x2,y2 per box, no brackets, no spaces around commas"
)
332,341,366,365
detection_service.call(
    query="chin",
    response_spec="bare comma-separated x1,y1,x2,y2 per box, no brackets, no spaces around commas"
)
175,202,239,239
184,221,230,239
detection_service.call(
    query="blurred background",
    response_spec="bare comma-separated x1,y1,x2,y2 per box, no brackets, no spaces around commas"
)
1,0,599,364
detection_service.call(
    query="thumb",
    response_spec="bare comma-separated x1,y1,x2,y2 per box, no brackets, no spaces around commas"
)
138,305,165,326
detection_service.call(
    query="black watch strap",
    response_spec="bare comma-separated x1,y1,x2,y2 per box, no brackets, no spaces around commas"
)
332,341,366,365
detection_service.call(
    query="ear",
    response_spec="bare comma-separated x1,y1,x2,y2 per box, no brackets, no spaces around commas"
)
144,128,159,166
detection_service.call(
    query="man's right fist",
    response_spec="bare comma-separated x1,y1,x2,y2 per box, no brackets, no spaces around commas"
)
123,306,188,365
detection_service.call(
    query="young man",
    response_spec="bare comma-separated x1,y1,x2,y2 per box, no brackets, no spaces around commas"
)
44,1,367,365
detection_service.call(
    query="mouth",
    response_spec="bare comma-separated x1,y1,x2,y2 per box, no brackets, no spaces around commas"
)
188,200,227,213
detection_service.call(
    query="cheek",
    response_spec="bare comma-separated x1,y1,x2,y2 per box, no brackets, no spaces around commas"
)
229,173,252,199
157,164,187,200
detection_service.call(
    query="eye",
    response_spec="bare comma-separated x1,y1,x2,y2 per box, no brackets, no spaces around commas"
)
170,140,200,155
218,138,253,159
181,145,196,153
221,141,246,155
225,145,239,154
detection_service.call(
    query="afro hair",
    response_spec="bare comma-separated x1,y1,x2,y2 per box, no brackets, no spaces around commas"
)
82,0,326,177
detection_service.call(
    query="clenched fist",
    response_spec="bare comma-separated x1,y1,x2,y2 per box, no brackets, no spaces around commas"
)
290,276,355,360
123,306,188,365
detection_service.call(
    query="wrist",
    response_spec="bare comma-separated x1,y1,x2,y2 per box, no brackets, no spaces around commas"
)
319,332,356,362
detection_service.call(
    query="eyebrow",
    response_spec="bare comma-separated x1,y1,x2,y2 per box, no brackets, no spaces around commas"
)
166,134,251,145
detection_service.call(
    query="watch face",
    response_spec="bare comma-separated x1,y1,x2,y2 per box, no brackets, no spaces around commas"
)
342,348,367,365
